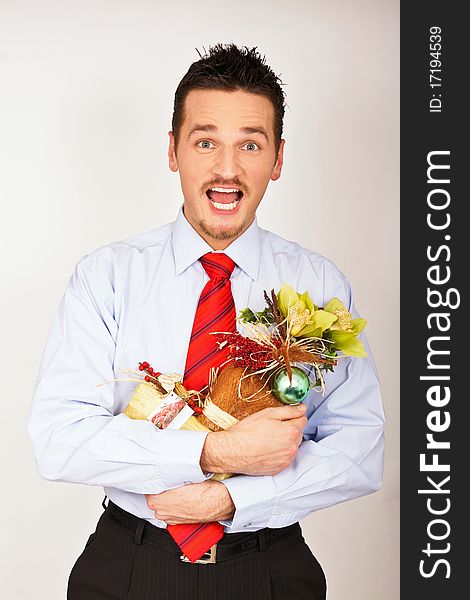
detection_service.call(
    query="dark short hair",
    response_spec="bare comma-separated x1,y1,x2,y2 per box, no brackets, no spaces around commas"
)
172,43,286,153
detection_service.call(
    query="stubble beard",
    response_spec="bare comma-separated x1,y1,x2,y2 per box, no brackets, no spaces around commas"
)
197,218,246,241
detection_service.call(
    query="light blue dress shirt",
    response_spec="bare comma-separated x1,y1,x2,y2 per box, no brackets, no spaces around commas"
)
28,206,384,533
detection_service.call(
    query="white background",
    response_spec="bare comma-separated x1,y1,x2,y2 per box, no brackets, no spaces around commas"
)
0,0,399,598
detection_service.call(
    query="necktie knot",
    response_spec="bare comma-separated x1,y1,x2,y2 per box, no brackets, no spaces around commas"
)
200,252,235,280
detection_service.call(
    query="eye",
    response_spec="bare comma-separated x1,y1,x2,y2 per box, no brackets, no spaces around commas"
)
243,142,259,152
197,140,215,149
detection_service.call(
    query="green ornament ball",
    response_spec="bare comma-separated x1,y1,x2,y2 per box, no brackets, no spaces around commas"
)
272,367,310,405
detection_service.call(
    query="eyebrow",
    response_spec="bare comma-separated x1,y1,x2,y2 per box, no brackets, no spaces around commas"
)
187,124,269,143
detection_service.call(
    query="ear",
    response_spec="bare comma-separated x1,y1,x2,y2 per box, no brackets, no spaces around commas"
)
270,139,285,181
168,131,179,172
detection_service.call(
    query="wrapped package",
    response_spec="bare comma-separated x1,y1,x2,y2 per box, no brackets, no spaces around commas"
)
123,364,284,481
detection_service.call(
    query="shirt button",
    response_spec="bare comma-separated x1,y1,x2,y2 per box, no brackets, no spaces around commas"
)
244,522,252,527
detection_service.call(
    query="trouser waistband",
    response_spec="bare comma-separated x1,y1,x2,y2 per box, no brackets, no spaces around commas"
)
105,500,300,562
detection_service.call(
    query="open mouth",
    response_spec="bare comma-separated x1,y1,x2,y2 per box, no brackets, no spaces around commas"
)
206,187,243,211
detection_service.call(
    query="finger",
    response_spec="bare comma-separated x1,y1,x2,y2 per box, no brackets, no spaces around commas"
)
289,416,308,431
269,403,307,420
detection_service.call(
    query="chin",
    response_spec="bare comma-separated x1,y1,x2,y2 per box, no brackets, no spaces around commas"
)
199,219,246,242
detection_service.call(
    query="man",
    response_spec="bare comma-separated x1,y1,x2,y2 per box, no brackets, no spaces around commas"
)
29,44,384,599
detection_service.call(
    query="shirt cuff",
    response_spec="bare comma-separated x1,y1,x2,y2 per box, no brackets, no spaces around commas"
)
218,474,275,532
159,430,213,489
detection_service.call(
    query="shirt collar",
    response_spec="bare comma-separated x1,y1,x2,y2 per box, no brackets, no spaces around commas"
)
171,204,261,280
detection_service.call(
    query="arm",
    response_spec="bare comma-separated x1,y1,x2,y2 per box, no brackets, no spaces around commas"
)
219,348,384,531
146,404,309,522
28,253,211,494
146,346,383,528
211,274,384,532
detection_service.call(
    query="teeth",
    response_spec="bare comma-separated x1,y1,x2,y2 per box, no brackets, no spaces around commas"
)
211,199,239,210
209,187,240,193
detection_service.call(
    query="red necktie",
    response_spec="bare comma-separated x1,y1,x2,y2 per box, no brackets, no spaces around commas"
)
167,252,236,562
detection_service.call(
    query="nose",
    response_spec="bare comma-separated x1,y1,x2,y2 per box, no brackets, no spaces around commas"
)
212,146,240,181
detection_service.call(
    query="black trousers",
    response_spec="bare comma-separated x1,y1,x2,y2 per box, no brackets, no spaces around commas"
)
67,501,326,600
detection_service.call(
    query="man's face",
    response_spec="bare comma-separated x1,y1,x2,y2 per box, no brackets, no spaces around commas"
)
168,89,284,249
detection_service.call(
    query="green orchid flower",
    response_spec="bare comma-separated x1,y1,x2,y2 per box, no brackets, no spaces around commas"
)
277,284,337,338
324,297,368,357
277,284,302,317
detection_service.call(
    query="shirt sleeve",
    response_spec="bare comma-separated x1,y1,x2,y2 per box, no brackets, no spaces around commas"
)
219,271,385,533
28,253,212,494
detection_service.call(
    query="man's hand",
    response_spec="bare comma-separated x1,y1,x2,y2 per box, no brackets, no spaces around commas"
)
145,480,235,525
200,403,308,476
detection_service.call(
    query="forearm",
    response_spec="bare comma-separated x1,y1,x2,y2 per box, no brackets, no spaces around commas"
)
29,407,212,494
146,480,235,524
200,431,234,473
220,430,384,532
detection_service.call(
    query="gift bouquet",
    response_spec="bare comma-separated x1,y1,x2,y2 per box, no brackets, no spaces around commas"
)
118,284,367,480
